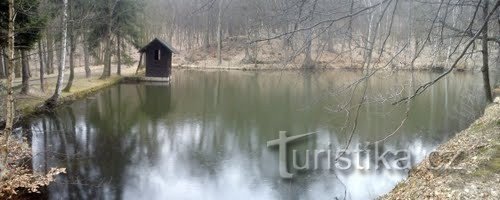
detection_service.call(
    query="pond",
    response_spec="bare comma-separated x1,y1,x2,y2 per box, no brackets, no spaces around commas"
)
25,70,487,200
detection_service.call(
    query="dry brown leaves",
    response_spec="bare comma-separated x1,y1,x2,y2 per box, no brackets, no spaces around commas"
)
0,136,66,198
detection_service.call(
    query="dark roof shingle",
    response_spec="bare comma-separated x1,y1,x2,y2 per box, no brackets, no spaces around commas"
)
139,38,179,54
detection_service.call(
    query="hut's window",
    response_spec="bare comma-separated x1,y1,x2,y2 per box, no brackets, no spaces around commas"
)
154,49,161,61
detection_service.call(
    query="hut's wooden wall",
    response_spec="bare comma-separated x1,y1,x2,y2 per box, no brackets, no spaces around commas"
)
145,40,172,78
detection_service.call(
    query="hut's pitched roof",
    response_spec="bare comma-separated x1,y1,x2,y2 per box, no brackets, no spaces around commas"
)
139,38,179,54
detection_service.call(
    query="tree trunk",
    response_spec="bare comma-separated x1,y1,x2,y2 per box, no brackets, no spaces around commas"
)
83,37,91,78
2,49,6,77
38,40,45,92
168,15,176,44
345,0,354,53
407,0,413,69
20,50,30,95
0,48,5,79
1,0,15,178
241,24,256,64
63,32,76,92
496,12,500,88
363,0,376,70
47,0,68,106
136,52,143,74
481,0,493,102
204,14,210,51
302,0,317,69
117,35,121,75
281,0,290,50
101,0,114,79
326,28,334,52
101,36,112,79
302,29,314,69
217,0,223,66
14,51,21,78
46,32,54,74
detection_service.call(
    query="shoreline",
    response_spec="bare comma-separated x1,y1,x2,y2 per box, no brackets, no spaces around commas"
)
1,76,126,129
172,64,471,73
0,65,141,129
383,98,500,199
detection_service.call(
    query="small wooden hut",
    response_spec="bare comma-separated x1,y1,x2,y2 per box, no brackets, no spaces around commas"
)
138,38,178,79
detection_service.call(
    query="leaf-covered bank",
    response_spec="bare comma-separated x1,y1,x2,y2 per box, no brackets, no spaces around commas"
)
383,98,500,199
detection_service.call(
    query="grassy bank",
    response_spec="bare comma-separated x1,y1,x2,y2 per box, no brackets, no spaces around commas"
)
0,65,138,128
1,76,124,129
383,98,500,199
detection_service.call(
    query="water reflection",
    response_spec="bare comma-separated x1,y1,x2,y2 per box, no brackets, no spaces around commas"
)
29,70,486,200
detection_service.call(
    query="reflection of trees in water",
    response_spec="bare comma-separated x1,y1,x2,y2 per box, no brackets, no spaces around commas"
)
31,84,172,199
141,83,172,120
157,71,336,198
26,71,487,200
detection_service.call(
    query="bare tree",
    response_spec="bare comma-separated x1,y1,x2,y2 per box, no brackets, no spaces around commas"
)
38,40,45,92
84,38,91,78
217,0,224,65
481,0,493,102
20,50,30,94
117,35,122,75
1,0,15,178
46,0,68,106
100,0,117,79
0,48,5,79
63,3,77,92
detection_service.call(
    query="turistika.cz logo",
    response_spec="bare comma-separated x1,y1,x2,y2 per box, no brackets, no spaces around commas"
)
267,131,463,179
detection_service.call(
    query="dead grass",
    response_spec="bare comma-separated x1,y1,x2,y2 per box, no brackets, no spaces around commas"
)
175,38,481,71
0,135,66,199
383,99,500,199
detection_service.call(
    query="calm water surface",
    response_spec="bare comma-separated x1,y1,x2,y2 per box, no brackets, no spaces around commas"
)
26,70,487,200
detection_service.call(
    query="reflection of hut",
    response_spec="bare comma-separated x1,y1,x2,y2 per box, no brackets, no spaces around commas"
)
142,83,172,119
138,38,178,81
